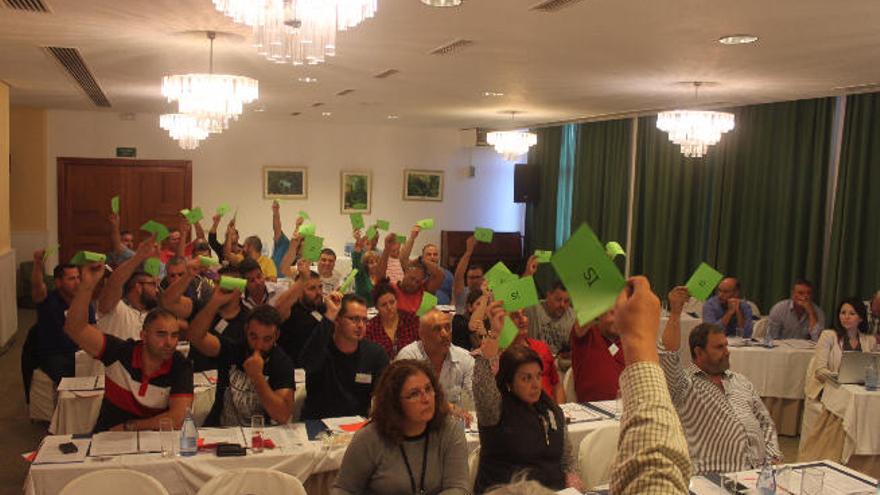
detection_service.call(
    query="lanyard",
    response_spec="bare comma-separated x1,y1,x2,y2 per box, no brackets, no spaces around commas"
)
400,434,429,495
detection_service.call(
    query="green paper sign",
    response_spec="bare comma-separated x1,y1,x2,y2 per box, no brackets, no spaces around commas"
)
299,222,316,236
350,213,365,231
365,226,378,241
43,244,60,261
70,251,106,266
298,210,310,220
416,292,439,316
605,241,626,259
376,220,390,231
685,262,724,302
302,235,324,262
110,196,120,214
416,218,435,230
143,257,161,277
498,316,519,349
339,269,359,293
140,220,170,242
181,207,203,224
484,262,518,290
219,276,247,292
199,256,219,267
217,204,231,216
534,250,552,263
396,235,407,245
551,223,626,326
494,276,539,312
474,227,494,243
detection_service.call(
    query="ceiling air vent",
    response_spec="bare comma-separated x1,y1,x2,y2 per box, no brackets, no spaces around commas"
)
336,89,355,96
3,0,50,13
529,0,585,12
428,39,474,56
44,46,110,107
373,69,400,79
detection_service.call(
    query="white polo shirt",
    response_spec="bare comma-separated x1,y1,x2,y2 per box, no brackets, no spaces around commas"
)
97,300,147,341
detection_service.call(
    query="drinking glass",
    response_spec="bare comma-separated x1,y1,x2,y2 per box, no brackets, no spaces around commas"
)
159,418,175,458
251,414,264,454
800,468,824,495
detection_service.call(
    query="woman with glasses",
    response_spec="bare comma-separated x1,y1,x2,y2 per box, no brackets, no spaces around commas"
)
366,279,420,359
472,301,583,494
333,359,469,495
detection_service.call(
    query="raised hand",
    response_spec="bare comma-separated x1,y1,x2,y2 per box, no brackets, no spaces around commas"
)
134,234,158,260
242,348,264,379
667,286,689,315
80,261,107,290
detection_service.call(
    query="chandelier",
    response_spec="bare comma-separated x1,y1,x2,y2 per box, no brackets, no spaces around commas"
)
656,82,734,158
159,114,209,150
213,0,377,66
487,130,538,161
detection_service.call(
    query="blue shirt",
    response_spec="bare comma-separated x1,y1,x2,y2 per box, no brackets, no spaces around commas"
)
436,268,454,305
702,296,754,338
272,233,290,274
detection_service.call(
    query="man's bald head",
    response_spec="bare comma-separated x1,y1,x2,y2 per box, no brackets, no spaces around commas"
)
419,309,452,355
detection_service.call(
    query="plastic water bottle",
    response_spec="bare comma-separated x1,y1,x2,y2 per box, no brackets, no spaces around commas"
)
179,408,198,456
865,359,879,392
756,463,776,495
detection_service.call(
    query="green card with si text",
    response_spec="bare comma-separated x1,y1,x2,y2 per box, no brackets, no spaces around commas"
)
494,276,539,312
685,262,724,302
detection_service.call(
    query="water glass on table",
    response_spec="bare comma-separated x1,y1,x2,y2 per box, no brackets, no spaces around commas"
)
159,418,175,458
251,414,264,454
800,468,824,495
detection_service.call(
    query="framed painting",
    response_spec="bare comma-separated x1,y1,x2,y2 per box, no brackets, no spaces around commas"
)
403,169,444,201
341,171,371,213
263,167,307,200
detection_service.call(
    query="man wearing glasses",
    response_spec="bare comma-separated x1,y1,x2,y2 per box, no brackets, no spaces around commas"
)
97,236,162,341
299,293,389,420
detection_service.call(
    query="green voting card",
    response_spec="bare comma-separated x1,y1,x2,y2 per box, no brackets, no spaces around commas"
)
216,204,231,216
43,244,59,261
396,234,407,245
143,257,161,277
376,220,390,231
350,213,365,231
181,207,204,224
534,250,552,263
339,269,359,293
219,276,246,292
484,262,518,290
494,276,539,312
140,220,170,242
416,218,435,230
416,292,439,316
551,223,626,326
298,210,310,220
302,235,324,262
474,227,494,243
110,196,120,214
498,316,519,349
686,262,724,301
199,256,219,267
70,251,106,266
365,226,378,241
605,241,626,259
299,222,316,236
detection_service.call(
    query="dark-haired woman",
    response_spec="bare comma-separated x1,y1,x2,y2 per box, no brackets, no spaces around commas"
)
332,359,469,495
472,301,583,493
365,279,420,359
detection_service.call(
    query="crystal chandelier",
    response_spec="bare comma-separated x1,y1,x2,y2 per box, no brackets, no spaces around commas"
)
656,82,734,158
159,114,210,150
213,0,377,66
487,130,538,161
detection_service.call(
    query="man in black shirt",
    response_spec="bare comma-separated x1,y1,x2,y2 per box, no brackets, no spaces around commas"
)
276,269,325,367
300,293,389,420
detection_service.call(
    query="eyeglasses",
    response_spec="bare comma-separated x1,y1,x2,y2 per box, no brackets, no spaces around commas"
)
401,384,435,402
342,315,369,325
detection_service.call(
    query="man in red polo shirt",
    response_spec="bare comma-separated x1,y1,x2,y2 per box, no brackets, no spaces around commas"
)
570,308,625,402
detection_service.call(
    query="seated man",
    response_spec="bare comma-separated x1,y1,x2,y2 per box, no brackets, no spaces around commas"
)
159,256,213,321
523,281,576,361
767,279,825,340
661,286,781,474
239,258,282,310
299,294,389,419
396,309,474,415
570,308,625,402
189,293,295,426
97,236,161,340
64,261,193,432
702,277,754,337
31,250,96,382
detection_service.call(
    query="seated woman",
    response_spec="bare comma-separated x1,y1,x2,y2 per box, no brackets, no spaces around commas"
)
332,359,469,495
472,302,582,494
365,279,420,359
800,297,878,461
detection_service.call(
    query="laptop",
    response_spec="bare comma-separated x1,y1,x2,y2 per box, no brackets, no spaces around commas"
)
834,351,880,384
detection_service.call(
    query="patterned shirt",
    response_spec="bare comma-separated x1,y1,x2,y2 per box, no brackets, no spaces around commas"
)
364,310,420,359
395,340,475,408
659,350,781,474
610,362,691,494
523,303,576,355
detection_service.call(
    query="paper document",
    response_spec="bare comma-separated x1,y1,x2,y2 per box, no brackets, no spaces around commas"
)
559,403,610,423
33,435,90,464
199,427,246,447
138,431,162,453
283,423,309,446
322,416,366,433
57,376,101,391
589,400,620,418
89,431,139,456
194,370,218,388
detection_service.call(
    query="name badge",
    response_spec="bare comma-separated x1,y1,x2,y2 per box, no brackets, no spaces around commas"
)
608,343,619,356
355,373,372,384
214,319,229,333
311,311,323,322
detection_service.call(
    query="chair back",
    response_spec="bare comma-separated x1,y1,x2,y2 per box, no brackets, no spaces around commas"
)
468,445,480,492
577,422,620,489
21,324,40,403
60,469,168,495
29,368,56,422
746,300,761,318
751,317,769,340
563,368,577,403
196,468,306,495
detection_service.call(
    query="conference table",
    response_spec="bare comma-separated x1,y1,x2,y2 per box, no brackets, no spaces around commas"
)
821,380,880,478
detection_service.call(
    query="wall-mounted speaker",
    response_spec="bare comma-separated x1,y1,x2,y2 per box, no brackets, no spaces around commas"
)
514,163,540,203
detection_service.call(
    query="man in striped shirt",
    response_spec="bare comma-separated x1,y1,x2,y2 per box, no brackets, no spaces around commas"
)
660,285,781,474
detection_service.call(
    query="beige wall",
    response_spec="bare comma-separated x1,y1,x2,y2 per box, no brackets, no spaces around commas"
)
10,106,47,231
0,84,10,252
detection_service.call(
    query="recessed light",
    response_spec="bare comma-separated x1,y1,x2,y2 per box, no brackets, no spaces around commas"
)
420,0,463,6
482,91,505,97
297,77,318,83
322,112,332,117
387,114,399,120
253,107,265,112
718,34,758,45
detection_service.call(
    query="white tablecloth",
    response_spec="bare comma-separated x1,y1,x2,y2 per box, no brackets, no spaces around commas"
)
821,382,880,462
728,340,815,399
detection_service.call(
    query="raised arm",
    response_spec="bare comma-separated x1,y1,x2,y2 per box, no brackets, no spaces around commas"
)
274,263,308,320
453,235,476,300
272,201,283,242
176,216,189,258
661,286,689,352
109,213,127,255
473,301,505,426
64,262,108,357
193,219,206,241
279,231,303,280
187,288,239,358
223,220,238,265
374,233,395,284
98,235,157,314
208,214,224,259
31,250,49,304
422,258,445,294
299,292,341,372
399,225,420,271
159,259,199,319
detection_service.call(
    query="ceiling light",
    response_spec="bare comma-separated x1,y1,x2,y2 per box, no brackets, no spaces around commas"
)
322,111,332,116
420,0,463,6
718,34,758,45
159,114,210,150
655,82,734,158
387,114,399,120
487,130,537,161
482,91,504,97
297,76,318,83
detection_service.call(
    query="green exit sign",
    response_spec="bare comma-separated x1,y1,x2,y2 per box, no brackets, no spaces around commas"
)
116,147,137,158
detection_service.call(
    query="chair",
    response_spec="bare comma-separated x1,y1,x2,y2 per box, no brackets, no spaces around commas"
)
468,445,480,492
563,368,577,403
29,368,56,422
577,423,620,489
196,468,306,495
21,324,39,403
746,300,761,318
59,469,169,495
751,317,769,341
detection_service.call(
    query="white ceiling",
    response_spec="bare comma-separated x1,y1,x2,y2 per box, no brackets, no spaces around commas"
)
1,0,880,129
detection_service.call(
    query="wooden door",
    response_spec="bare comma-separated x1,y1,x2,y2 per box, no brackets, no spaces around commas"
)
58,157,192,263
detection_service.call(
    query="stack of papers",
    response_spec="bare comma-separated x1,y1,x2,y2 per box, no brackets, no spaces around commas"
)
199,427,247,447
588,400,620,418
57,376,103,392
33,435,91,464
89,432,139,456
559,403,611,423
322,416,367,433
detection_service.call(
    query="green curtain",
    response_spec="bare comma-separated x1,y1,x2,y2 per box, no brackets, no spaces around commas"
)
524,126,563,292
823,92,880,313
708,98,833,314
556,124,576,248
570,118,632,273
